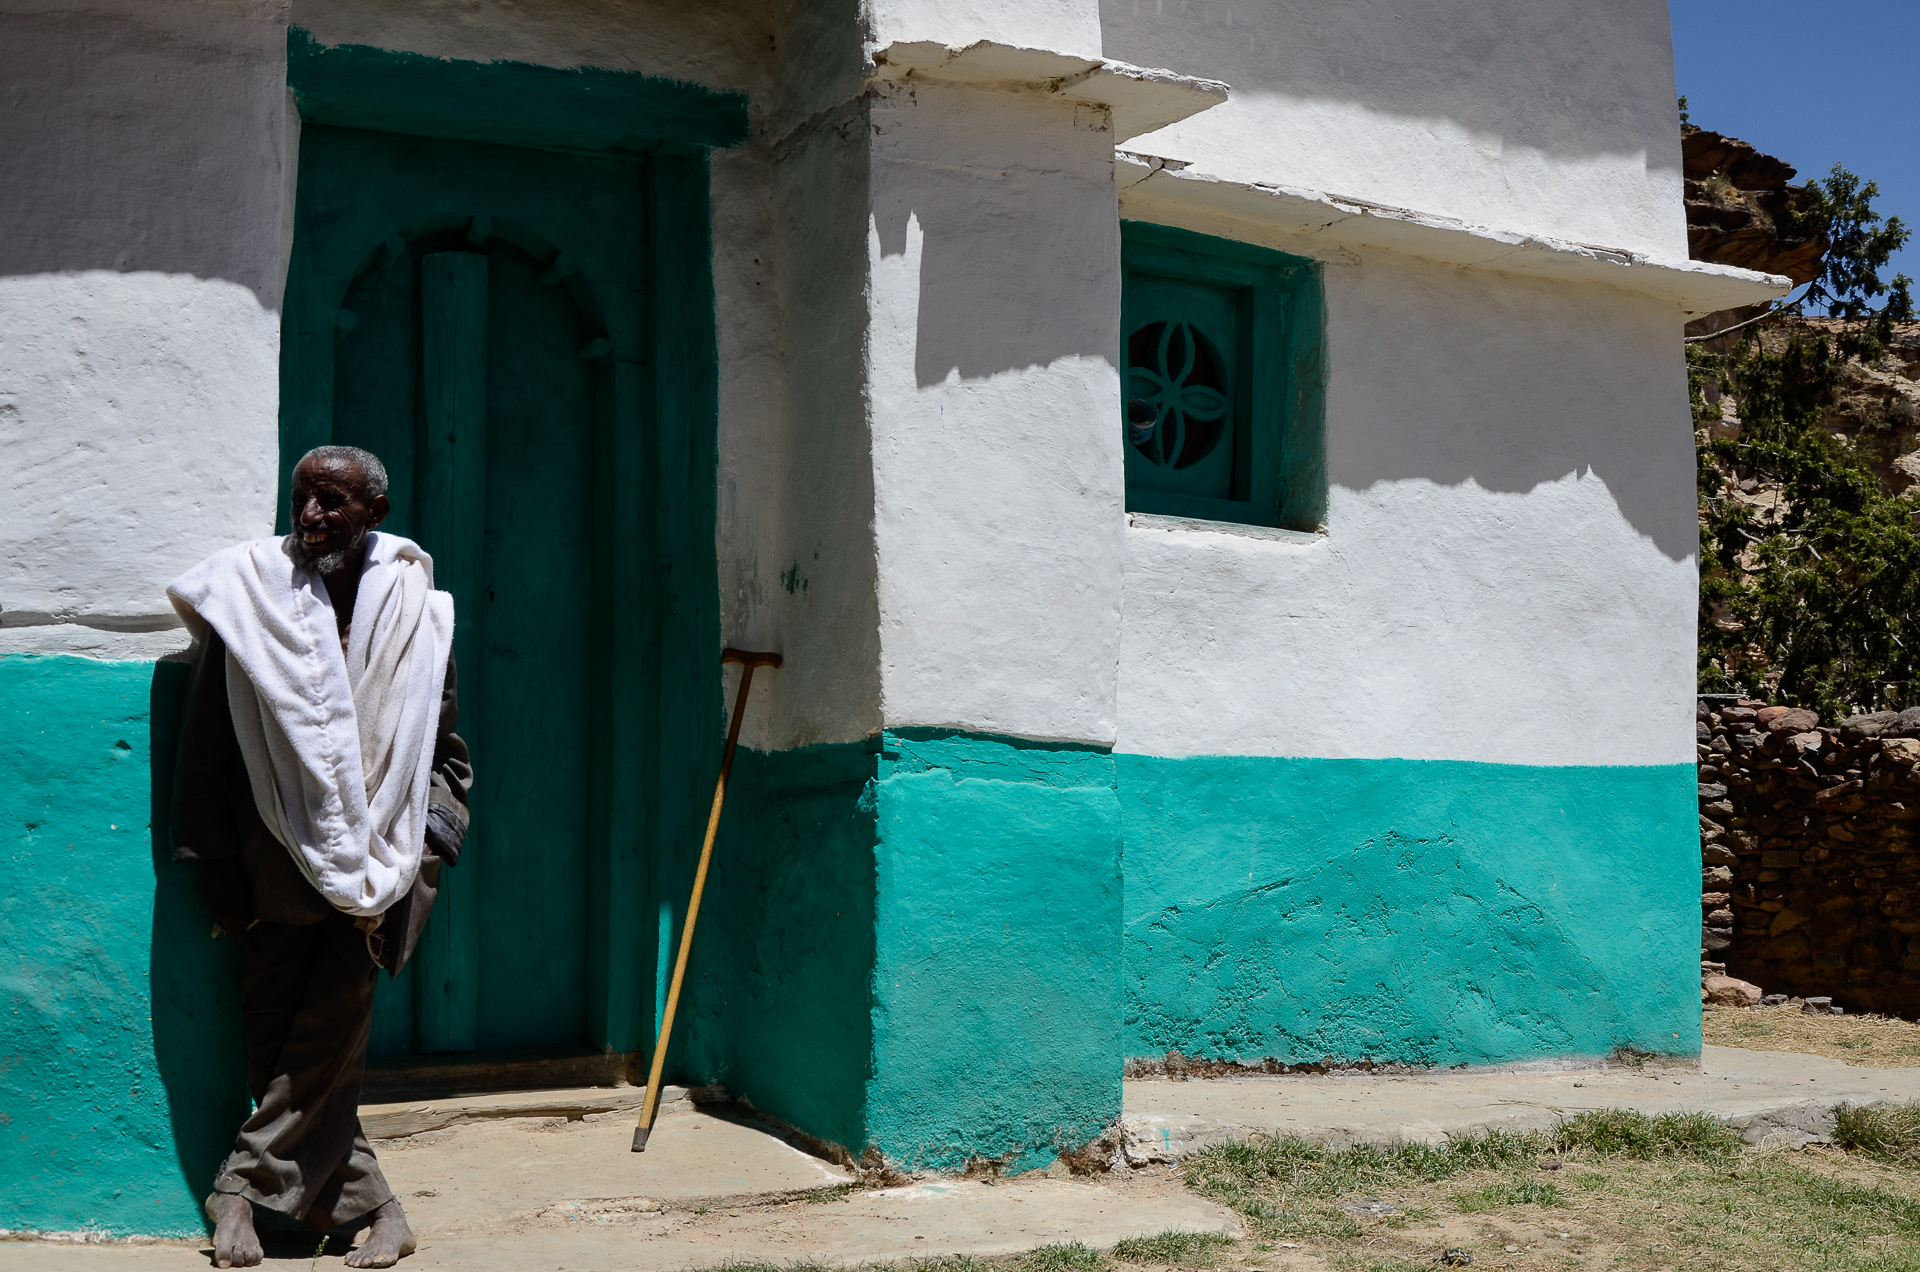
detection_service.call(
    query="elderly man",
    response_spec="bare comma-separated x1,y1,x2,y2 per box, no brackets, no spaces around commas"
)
168,446,471,1268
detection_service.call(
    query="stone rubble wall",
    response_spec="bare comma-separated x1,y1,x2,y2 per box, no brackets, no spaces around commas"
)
1699,696,1920,1017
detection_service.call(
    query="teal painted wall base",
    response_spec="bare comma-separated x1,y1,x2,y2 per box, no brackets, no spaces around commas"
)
0,654,248,1237
2,654,1700,1225
869,731,1121,1171
686,729,1122,1172
1118,755,1703,1066
681,739,879,1156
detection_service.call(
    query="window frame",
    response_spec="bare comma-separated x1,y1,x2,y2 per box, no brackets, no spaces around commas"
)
1120,221,1326,531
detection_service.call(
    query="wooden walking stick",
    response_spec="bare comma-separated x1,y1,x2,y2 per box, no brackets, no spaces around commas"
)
632,647,782,1152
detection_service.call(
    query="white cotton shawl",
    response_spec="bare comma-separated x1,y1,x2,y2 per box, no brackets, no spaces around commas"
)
167,532,455,917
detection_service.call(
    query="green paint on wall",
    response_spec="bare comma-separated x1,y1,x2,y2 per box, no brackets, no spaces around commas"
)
0,655,248,1236
1,649,1696,1224
692,743,1696,1171
1118,755,1703,1066
288,28,748,155
685,731,1122,1172
869,731,1122,1171
683,739,879,1156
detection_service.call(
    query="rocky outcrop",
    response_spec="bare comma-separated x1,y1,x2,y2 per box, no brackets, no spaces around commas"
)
1698,695,1920,1017
1801,316,1920,495
1683,125,1826,286
1682,125,1827,342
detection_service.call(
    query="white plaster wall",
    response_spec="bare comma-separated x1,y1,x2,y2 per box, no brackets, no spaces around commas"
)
867,0,1102,61
722,91,887,751
1101,0,1689,261
0,1,291,645
293,0,772,105
1115,240,1698,768
866,82,1126,746
0,274,281,631
715,1,892,751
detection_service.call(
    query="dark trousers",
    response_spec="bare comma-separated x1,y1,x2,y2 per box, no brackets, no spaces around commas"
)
213,913,393,1229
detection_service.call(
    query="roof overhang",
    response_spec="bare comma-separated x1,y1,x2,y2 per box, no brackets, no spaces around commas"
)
1119,153,1792,314
868,40,1229,143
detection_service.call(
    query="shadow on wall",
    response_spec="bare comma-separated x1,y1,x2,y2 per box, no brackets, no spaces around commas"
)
868,86,1120,387
1324,265,1698,562
862,58,1694,561
149,660,251,1222
681,742,880,1157
1100,0,1680,169
0,8,290,308
0,656,244,1235
1104,1,1698,562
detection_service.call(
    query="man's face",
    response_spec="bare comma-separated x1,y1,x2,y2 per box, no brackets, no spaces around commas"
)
288,456,389,574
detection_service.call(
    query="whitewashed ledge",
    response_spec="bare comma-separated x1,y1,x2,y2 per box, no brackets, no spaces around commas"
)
0,620,189,660
1118,152,1792,316
868,39,1229,143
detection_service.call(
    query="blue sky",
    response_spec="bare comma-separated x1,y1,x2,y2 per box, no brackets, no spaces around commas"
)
1669,0,1917,299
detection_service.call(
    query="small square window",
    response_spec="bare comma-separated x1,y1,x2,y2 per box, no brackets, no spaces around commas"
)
1121,221,1325,530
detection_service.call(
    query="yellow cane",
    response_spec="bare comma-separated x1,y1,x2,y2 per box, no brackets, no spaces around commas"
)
632,647,781,1151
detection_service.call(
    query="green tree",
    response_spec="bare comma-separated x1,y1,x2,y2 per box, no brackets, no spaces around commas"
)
1695,166,1918,716
1801,165,1913,322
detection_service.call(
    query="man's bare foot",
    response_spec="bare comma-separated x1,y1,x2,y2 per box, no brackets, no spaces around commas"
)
206,1193,261,1269
344,1198,415,1268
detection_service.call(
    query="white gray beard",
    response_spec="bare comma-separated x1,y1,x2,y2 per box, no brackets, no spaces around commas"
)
286,533,354,576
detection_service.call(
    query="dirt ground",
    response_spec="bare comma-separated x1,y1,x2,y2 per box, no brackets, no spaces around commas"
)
675,1134,1920,1272
1703,1002,1920,1069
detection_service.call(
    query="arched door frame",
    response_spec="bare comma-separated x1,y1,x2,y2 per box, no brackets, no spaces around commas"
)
280,29,745,1064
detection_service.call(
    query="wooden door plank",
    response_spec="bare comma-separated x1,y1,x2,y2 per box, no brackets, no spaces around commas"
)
631,150,722,1072
415,250,488,1054
588,357,650,1053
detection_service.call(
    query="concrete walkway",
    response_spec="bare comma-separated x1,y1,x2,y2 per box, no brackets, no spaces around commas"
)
1122,1043,1920,1155
10,1045,1920,1270
4,1094,1232,1271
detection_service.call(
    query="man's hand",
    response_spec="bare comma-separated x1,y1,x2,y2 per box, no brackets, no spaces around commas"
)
199,858,253,940
423,803,464,866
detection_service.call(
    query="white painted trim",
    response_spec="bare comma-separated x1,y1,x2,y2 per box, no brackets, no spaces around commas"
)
867,40,1228,142
0,625,191,661
1126,512,1325,548
1118,153,1790,314
0,613,183,632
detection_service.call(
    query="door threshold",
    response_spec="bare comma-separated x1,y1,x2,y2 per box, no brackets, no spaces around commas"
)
364,1044,641,1103
361,1081,690,1140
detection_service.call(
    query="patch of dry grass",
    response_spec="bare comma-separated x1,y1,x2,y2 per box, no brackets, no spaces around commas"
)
1178,1113,1920,1272
1836,1103,1920,1167
1112,1231,1236,1265
1704,1003,1920,1068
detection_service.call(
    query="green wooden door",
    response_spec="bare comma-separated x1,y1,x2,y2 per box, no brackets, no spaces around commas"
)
283,123,647,1055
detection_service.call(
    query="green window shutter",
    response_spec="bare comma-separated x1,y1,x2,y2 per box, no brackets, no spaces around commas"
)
1120,222,1325,531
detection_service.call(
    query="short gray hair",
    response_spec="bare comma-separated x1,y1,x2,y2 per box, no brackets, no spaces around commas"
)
299,445,390,500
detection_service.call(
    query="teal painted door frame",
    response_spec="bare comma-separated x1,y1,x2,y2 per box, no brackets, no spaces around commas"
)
281,34,731,1061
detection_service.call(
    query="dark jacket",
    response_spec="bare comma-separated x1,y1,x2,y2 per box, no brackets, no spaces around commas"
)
170,628,472,973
